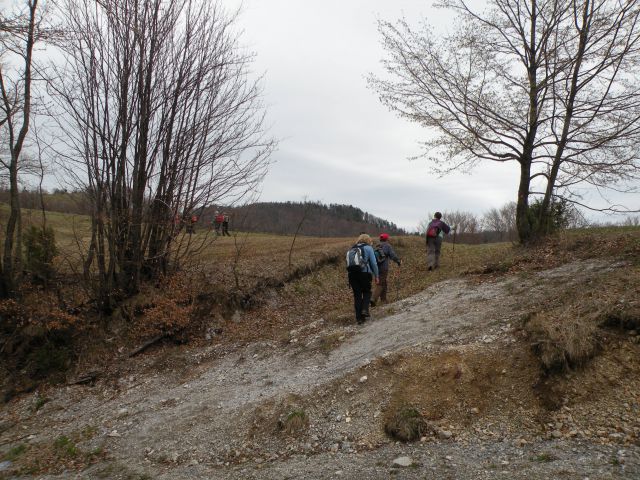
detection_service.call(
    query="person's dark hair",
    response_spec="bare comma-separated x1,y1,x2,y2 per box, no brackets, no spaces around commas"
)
434,212,442,219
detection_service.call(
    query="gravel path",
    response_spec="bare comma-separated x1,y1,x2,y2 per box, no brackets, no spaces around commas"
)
2,258,638,479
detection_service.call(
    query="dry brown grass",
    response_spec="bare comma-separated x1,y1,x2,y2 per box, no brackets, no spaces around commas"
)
249,394,310,441
278,408,309,436
523,263,640,374
525,310,602,373
383,405,430,442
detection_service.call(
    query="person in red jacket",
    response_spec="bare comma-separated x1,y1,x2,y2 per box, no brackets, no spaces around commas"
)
213,211,223,234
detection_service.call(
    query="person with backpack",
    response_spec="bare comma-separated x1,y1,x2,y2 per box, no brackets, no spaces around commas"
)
346,234,379,324
187,214,198,234
425,212,451,271
213,211,223,234
371,233,401,306
222,212,231,236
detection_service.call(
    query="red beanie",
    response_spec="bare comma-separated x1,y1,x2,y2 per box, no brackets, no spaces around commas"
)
379,233,389,241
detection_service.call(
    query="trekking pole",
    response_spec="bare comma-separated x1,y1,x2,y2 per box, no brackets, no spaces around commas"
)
452,227,457,270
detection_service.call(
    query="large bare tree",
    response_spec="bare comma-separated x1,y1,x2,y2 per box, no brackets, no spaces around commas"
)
50,0,274,309
370,0,640,242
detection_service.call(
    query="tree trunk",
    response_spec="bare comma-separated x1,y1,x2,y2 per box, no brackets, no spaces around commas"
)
2,162,21,293
516,157,532,244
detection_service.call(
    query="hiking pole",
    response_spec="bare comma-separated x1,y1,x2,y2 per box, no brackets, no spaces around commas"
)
452,227,457,270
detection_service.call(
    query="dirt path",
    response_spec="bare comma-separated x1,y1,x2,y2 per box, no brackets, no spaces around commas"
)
2,258,639,479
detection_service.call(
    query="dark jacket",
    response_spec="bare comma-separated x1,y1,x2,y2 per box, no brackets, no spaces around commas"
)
377,242,401,272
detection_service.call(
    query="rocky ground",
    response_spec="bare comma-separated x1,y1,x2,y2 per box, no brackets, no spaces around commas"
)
1,257,639,479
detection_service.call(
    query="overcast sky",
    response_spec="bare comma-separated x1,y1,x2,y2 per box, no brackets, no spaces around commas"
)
228,0,523,231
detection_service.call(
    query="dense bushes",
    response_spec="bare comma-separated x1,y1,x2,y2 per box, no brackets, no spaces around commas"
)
24,225,58,283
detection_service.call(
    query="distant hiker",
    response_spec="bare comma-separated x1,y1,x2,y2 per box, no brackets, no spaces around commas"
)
371,233,401,306
186,214,198,234
222,212,231,236
213,211,223,234
346,234,379,324
425,212,451,271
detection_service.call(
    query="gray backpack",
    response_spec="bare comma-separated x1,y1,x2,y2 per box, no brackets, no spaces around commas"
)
346,243,367,273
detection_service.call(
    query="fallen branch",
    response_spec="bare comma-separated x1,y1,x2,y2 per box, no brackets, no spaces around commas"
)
68,370,100,386
128,334,166,357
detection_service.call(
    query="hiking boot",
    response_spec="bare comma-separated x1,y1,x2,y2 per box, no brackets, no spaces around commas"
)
356,316,365,325
362,310,371,319
369,300,376,308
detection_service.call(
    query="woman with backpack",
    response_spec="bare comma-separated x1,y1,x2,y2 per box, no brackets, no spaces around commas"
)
425,212,451,271
371,233,401,306
346,234,379,324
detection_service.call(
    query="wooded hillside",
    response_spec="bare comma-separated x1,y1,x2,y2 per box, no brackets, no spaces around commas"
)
0,189,407,237
211,202,407,237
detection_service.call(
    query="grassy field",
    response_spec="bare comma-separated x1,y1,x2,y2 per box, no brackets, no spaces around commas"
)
2,204,639,349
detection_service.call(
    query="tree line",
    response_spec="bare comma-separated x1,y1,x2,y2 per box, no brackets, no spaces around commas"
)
221,201,407,237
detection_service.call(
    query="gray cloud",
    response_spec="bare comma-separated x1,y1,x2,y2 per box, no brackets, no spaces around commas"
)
234,1,632,230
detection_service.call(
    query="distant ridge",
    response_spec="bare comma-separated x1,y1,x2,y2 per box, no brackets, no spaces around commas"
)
0,189,406,238
209,201,407,237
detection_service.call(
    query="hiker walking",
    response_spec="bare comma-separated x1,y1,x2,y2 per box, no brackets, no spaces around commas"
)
186,214,198,234
213,211,223,234
346,234,379,324
425,212,451,271
371,233,401,306
222,212,231,236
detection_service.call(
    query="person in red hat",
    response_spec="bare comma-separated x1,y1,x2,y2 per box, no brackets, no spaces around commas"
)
371,233,401,306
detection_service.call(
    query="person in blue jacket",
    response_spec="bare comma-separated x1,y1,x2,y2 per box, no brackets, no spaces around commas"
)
347,233,379,324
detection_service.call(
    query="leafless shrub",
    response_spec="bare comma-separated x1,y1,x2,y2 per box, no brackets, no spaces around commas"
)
48,0,275,309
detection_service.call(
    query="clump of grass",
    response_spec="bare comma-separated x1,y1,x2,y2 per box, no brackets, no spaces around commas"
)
3,444,27,461
278,408,309,435
474,260,514,275
525,309,600,374
384,405,429,442
533,452,557,462
33,395,49,412
53,435,77,458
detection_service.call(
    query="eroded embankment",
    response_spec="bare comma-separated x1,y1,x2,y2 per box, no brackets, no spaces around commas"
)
1,258,639,480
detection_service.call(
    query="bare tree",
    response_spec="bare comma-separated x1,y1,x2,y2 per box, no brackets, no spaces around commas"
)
622,215,640,227
416,218,430,235
288,198,311,271
482,201,517,241
50,0,274,310
370,0,640,243
442,210,480,235
536,0,640,232
0,0,47,295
